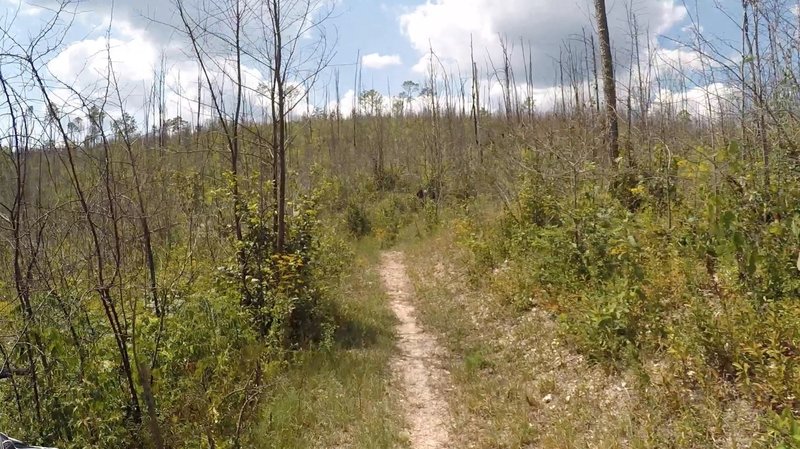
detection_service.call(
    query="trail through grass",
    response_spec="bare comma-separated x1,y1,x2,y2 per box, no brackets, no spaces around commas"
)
380,251,452,449
250,242,406,449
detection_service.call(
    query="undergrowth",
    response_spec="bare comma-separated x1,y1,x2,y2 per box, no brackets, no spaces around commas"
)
452,143,800,446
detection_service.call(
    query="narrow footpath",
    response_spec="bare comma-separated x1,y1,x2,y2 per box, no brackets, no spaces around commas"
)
379,251,452,449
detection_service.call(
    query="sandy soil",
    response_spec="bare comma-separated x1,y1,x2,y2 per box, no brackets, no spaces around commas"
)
380,251,452,449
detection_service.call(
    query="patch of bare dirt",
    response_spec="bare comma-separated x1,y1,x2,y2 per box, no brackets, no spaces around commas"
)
380,251,452,449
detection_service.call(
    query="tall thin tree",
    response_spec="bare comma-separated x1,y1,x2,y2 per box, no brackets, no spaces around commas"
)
594,0,620,163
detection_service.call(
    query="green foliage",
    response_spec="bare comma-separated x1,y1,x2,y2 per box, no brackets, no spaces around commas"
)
219,192,343,349
422,200,439,232
517,177,562,227
609,169,644,211
0,161,351,447
250,252,404,449
453,141,800,440
372,195,416,248
155,287,267,448
763,409,800,449
452,214,504,284
373,166,401,192
463,347,495,376
346,202,371,238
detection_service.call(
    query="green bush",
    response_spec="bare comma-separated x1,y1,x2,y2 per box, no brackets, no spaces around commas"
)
373,195,415,248
345,202,372,238
450,141,800,444
218,193,341,349
762,409,800,449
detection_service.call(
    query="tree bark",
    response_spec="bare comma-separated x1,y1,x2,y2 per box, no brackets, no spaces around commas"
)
594,0,619,164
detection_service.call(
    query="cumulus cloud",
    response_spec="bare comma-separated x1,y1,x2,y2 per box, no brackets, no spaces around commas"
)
653,82,737,117
47,22,158,87
393,0,741,119
21,0,175,34
325,88,359,118
399,0,688,83
42,19,160,120
362,53,402,69
653,46,710,73
42,15,276,129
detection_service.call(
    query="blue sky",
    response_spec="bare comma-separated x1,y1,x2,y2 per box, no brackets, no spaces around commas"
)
0,0,758,119
329,0,419,90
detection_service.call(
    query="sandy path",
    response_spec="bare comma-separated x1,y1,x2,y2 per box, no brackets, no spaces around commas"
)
380,251,452,449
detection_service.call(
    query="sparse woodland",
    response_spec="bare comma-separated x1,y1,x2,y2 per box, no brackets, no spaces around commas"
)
3,0,800,447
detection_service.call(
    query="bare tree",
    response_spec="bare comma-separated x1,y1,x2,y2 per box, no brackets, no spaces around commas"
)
594,0,620,163
258,0,334,252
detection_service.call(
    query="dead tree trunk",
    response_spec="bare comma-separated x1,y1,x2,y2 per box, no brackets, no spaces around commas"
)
594,0,620,164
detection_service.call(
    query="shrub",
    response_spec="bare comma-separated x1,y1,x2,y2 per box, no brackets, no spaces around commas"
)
345,202,371,238
373,195,414,248
218,193,341,349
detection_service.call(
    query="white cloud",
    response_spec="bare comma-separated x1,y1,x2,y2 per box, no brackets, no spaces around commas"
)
400,0,688,83
653,46,709,73
325,88,354,118
362,53,402,69
3,0,46,16
44,21,160,121
43,17,277,129
47,23,158,87
653,82,737,117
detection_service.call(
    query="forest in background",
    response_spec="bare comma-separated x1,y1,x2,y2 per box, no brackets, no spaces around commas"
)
3,0,800,447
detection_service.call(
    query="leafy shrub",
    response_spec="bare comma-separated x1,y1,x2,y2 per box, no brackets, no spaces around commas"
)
373,166,402,192
218,193,340,349
762,409,800,449
517,177,562,227
373,195,415,248
345,202,371,238
448,139,800,446
453,215,503,284
155,287,266,448
610,169,644,212
423,200,439,232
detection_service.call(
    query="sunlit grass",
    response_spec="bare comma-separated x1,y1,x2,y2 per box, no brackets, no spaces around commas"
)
251,246,406,449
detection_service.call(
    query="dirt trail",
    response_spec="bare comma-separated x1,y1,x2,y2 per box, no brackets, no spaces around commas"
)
380,251,452,449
